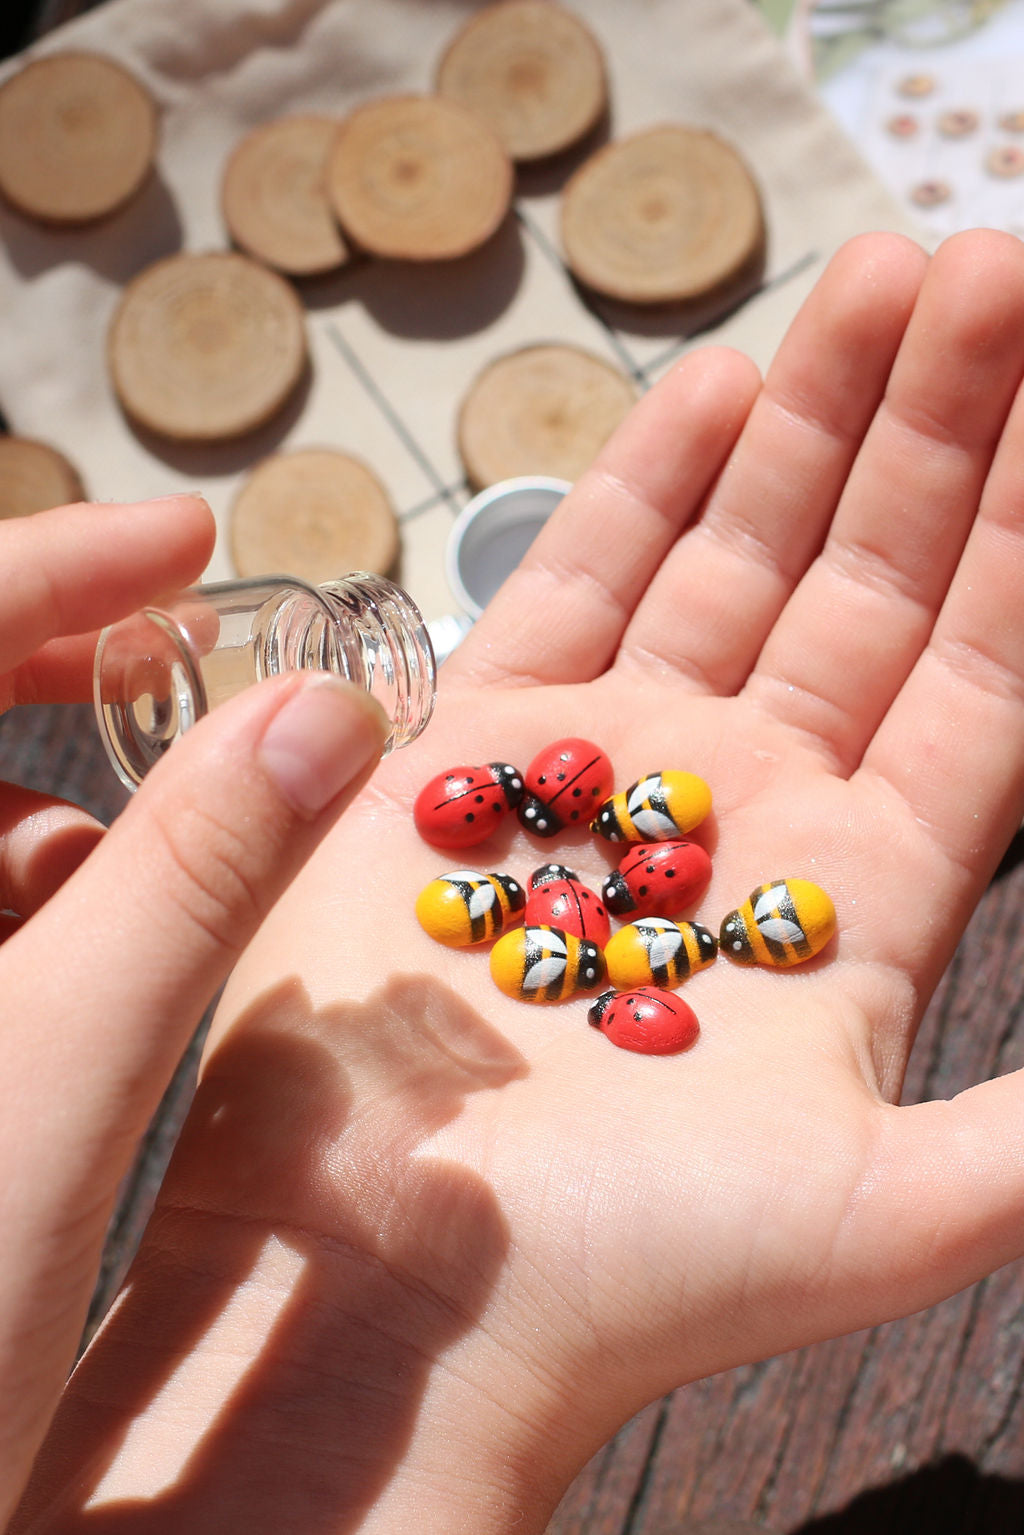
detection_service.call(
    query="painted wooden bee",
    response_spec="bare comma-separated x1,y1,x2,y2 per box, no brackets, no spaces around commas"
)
591,770,712,842
415,870,525,948
588,987,700,1055
489,924,605,1003
719,878,836,969
604,918,717,990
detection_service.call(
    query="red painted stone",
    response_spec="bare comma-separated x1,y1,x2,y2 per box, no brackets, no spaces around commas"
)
517,737,613,839
588,987,700,1055
524,862,611,946
413,761,523,849
600,839,711,919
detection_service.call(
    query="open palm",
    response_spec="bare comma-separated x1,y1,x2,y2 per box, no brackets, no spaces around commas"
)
19,231,1024,1534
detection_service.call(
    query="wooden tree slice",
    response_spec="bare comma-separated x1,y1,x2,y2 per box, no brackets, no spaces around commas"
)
230,448,399,584
221,116,348,277
560,124,765,305
457,343,635,489
0,51,157,224
326,94,513,261
435,0,607,162
108,251,308,442
0,435,84,519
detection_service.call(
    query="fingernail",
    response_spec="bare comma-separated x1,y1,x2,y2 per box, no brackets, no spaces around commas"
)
258,677,387,818
139,493,210,509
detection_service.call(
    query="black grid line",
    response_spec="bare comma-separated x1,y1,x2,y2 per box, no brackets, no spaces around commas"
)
398,483,469,524
514,204,650,385
515,202,822,384
324,318,465,518
326,213,822,532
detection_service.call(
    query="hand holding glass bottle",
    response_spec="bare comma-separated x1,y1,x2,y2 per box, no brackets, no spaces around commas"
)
94,571,435,789
0,491,396,1523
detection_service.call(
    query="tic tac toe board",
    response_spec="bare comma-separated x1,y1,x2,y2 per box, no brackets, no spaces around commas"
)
0,0,915,626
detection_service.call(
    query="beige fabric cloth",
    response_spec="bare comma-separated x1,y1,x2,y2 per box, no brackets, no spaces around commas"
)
0,0,919,621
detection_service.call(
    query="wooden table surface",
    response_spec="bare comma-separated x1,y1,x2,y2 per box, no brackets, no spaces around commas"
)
5,4,1024,1532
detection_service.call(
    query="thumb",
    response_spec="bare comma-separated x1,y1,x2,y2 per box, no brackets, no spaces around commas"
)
0,672,387,1506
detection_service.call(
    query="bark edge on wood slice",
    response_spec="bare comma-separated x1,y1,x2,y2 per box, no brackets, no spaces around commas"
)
0,435,85,519
108,251,308,442
221,115,348,278
230,447,399,585
560,123,766,305
435,0,607,162
326,93,513,262
0,51,158,225
457,342,635,490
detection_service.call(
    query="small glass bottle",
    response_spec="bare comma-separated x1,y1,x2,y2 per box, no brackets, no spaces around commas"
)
94,572,436,791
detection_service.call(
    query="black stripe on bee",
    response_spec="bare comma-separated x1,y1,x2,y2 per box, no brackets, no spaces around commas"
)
753,882,814,964
443,874,488,943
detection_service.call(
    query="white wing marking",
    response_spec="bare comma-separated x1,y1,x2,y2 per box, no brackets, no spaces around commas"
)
523,956,567,990
626,776,662,812
757,916,804,945
468,885,498,919
753,885,789,922
632,808,677,838
647,932,682,968
528,927,567,954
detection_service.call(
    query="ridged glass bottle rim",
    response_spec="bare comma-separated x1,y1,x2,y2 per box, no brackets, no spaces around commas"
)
321,572,437,752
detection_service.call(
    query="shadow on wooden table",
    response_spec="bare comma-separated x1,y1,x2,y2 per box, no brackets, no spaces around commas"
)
792,1453,1024,1534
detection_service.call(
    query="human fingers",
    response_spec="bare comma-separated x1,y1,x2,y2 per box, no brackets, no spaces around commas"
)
0,495,214,694
4,634,100,706
0,672,387,1518
447,345,761,688
856,332,1024,882
744,230,1024,774
0,783,105,918
616,231,929,694
828,1075,1024,1337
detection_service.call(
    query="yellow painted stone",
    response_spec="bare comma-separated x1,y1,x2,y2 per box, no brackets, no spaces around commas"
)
719,878,836,969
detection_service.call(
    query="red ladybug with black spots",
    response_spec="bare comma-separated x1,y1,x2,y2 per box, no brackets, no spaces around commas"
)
600,839,711,919
414,761,524,850
588,987,700,1055
524,863,611,946
517,738,613,839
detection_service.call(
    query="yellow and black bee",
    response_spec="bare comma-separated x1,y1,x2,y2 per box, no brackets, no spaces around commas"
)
415,869,525,948
604,917,717,990
719,878,836,969
591,770,712,842
490,924,605,1003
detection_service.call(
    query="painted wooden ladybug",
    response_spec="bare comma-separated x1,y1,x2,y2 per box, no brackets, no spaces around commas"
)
588,987,700,1055
591,769,712,842
719,878,836,969
415,869,525,948
604,918,717,990
413,761,523,849
601,839,712,919
517,737,613,839
490,924,605,1003
524,863,611,946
